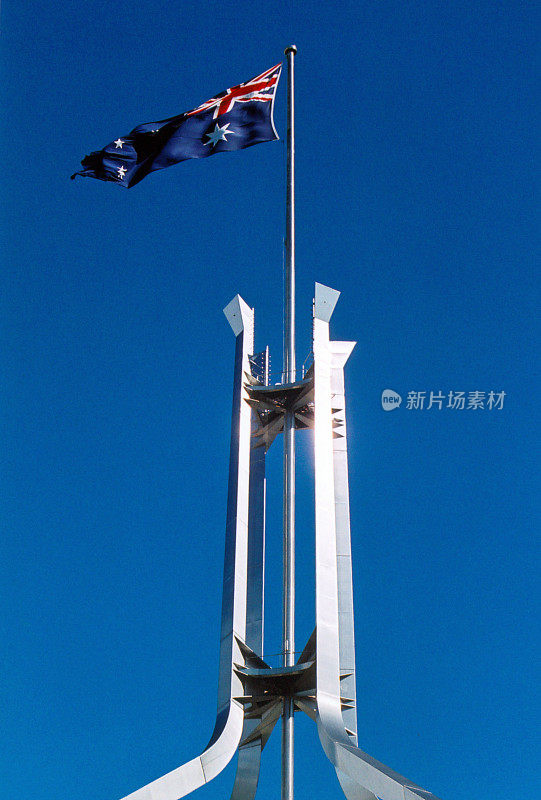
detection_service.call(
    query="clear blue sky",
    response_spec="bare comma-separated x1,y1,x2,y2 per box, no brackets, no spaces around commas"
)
1,2,539,799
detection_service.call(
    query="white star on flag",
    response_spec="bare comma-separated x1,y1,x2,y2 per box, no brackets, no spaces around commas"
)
114,139,124,149
117,165,127,179
204,122,236,148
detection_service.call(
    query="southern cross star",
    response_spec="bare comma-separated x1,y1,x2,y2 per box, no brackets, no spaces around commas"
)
114,139,124,149
204,122,236,148
117,165,127,179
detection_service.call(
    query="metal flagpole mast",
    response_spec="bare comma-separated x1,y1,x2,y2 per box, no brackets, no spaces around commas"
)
115,49,446,800
115,48,445,800
282,43,297,800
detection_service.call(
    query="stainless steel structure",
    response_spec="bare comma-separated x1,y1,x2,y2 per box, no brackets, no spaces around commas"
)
282,43,297,800
119,283,443,800
119,45,444,800
120,295,260,800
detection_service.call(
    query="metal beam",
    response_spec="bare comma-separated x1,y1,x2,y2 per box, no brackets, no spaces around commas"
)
118,296,257,800
312,283,442,800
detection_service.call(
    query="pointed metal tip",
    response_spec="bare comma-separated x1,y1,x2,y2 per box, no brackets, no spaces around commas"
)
314,282,340,322
284,45,297,55
223,294,253,336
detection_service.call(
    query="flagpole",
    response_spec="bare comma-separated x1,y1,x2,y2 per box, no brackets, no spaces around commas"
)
282,43,297,800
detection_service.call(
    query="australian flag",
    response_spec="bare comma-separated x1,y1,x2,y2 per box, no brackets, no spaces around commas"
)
71,63,282,188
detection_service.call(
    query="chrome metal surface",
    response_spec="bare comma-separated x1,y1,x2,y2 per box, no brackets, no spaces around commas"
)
282,403,295,672
119,296,258,800
311,283,442,800
229,344,269,800
246,377,314,451
119,281,445,800
283,44,296,385
282,43,297,800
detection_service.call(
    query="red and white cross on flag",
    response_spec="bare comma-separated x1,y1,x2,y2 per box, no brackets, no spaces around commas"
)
186,63,282,119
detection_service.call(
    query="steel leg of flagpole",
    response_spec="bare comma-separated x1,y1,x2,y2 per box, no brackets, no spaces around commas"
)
282,43,297,800
229,345,270,800
311,283,443,800
118,296,260,800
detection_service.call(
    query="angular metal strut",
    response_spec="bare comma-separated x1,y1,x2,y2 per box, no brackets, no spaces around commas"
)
119,285,443,800
119,295,262,800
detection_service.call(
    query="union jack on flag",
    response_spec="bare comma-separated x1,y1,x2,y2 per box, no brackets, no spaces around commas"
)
186,63,282,119
72,62,283,188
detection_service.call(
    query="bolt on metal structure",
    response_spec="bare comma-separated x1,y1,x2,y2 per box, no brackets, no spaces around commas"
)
119,46,444,800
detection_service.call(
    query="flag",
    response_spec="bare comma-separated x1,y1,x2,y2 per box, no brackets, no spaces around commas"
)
71,63,282,188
